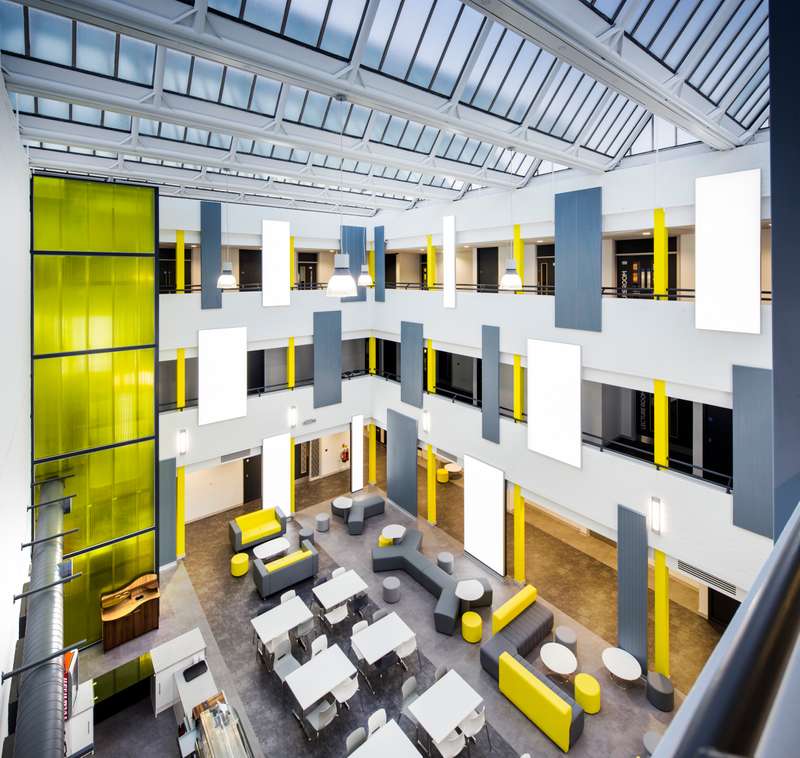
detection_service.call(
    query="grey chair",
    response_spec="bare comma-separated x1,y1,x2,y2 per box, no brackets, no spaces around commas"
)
399,676,419,728
434,665,450,682
305,698,338,741
350,620,375,695
292,616,316,651
372,608,389,623
367,707,386,737
345,727,367,756
272,638,301,688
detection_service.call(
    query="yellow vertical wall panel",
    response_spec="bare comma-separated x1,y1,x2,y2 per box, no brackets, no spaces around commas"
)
368,244,375,285
426,234,436,288
653,208,668,299
427,339,436,394
513,484,526,582
290,235,296,289
513,355,523,421
287,337,296,388
176,229,185,293
513,223,525,292
290,436,296,513
368,336,377,375
427,444,437,524
368,423,377,485
654,549,670,677
654,379,669,468
176,348,186,409
176,466,186,558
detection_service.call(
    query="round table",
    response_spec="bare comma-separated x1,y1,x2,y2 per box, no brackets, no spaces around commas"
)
252,536,290,562
333,495,353,511
454,579,484,602
602,647,642,684
540,642,578,677
444,462,463,477
382,524,407,543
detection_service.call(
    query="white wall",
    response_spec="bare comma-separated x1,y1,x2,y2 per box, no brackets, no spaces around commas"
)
316,430,351,479
185,459,244,522
0,81,30,742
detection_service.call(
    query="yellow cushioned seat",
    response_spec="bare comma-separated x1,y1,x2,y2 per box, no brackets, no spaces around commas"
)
437,468,449,483
492,584,538,634
574,673,601,714
462,611,482,643
234,508,281,545
230,553,249,577
265,549,311,573
378,534,393,547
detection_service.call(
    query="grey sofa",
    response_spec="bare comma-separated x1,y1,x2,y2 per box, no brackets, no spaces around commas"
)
372,529,492,635
251,539,318,598
228,506,288,553
332,492,386,535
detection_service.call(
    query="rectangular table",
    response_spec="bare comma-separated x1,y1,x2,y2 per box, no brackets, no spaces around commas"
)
408,670,482,745
250,596,313,646
350,719,420,757
351,612,415,665
285,644,356,713
312,569,368,611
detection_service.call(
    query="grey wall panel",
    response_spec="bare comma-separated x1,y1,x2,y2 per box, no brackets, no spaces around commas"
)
387,408,418,516
733,365,774,538
554,187,602,332
617,504,648,671
200,200,222,310
375,225,386,302
313,310,342,408
400,321,423,408
482,325,500,443
158,458,177,567
341,225,367,302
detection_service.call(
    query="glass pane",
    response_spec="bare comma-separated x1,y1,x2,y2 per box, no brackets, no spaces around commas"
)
471,31,521,111
0,0,24,54
364,0,402,69
160,122,186,141
490,41,537,117
29,8,72,64
321,0,366,57
381,116,405,146
76,23,116,75
431,7,485,96
285,0,325,46
300,91,329,127
283,85,306,121
186,128,210,145
507,50,555,122
250,76,282,115
407,0,461,89
189,57,224,101
209,0,243,15
37,98,70,119
243,0,285,32
13,93,35,113
118,35,156,85
399,121,423,150
344,104,370,137
221,66,254,108
380,0,434,78
209,132,233,149
71,104,102,126
104,110,132,131
461,22,503,102
416,125,439,153
164,49,192,93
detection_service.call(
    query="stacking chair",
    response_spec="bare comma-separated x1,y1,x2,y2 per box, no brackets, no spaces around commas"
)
345,727,367,756
367,707,386,737
399,675,420,729
350,591,369,619
332,566,347,578
350,621,375,695
459,704,491,753
314,573,330,587
281,589,296,604
436,729,466,758
332,673,359,711
434,665,450,682
272,637,301,692
395,635,421,671
311,633,328,658
305,698,338,741
292,615,316,652
324,603,349,631
372,608,389,623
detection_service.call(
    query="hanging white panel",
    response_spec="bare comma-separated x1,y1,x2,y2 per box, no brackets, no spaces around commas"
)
198,326,247,425
262,219,291,307
262,432,291,514
695,169,761,334
527,339,582,468
351,414,364,492
463,455,505,575
442,215,456,309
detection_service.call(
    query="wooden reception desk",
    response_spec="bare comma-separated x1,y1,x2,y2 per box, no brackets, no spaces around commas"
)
101,574,160,651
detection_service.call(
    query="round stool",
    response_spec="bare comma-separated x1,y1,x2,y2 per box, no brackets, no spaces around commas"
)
462,611,482,643
230,553,248,577
315,512,330,533
646,671,675,712
437,468,449,483
382,576,401,604
555,625,578,655
298,526,314,545
437,552,454,574
378,534,393,547
574,673,601,715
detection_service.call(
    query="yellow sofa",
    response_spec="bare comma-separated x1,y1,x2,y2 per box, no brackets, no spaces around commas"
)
229,506,287,552
492,584,538,634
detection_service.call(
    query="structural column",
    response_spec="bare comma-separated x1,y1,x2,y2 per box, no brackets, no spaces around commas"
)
176,229,185,293
368,242,375,285
176,347,186,409
654,379,669,468
368,336,376,375
513,223,525,292
654,548,670,677
176,466,186,559
368,423,377,485
427,339,436,394
426,234,436,289
287,337,296,389
427,444,437,524
290,436,295,514
513,354,524,421
290,234,295,289
653,208,668,300
513,484,525,582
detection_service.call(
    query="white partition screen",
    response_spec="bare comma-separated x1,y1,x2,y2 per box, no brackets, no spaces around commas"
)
527,339,582,468
350,414,364,492
262,432,291,514
695,169,761,334
262,219,291,307
442,215,456,309
198,326,247,425
464,455,505,575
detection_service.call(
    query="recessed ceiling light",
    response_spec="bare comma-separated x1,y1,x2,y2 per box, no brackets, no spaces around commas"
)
642,231,651,236
329,249,335,252
536,239,544,243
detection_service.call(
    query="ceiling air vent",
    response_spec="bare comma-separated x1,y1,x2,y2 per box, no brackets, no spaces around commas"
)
221,449,252,463
677,560,736,596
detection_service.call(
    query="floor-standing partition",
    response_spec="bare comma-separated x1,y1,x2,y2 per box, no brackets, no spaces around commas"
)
617,505,648,671
387,409,418,516
31,176,158,647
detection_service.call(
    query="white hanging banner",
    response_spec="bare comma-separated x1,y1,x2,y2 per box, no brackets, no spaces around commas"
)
442,215,456,309
262,219,291,307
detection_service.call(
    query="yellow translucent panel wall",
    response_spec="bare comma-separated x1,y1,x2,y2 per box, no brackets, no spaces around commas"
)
33,177,155,254
93,653,153,703
33,255,155,355
34,440,155,555
33,348,155,460
63,531,155,647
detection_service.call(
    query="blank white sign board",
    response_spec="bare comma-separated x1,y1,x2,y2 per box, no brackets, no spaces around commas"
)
198,327,247,426
464,455,505,575
695,169,761,334
262,432,291,515
262,219,291,307
527,339,582,468
351,414,364,492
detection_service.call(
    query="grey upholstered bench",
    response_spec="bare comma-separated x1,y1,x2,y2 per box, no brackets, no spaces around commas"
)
342,493,385,535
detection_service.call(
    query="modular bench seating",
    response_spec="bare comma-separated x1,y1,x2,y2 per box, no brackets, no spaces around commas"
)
332,493,385,535
480,585,583,752
252,539,318,598
229,506,287,552
371,529,491,635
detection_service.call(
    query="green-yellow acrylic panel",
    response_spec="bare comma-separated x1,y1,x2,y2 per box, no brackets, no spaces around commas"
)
33,176,155,254
92,653,153,704
33,348,155,460
63,531,155,647
33,255,155,355
34,440,155,555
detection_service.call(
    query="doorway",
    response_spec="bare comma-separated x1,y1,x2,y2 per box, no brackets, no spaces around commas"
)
243,454,261,504
477,247,498,293
708,588,740,629
298,252,317,290
702,404,733,487
615,237,678,298
537,244,555,294
420,256,428,289
385,254,397,288
238,249,262,291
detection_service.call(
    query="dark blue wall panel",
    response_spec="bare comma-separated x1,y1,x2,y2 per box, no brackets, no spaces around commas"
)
481,325,500,443
341,225,367,302
374,225,385,302
400,321,423,408
554,187,602,332
201,200,222,309
387,408,418,516
313,310,342,408
158,458,177,567
617,504,648,671
733,365,774,538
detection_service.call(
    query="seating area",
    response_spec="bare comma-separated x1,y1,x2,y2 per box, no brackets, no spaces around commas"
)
229,506,287,552
331,492,387,535
251,538,319,598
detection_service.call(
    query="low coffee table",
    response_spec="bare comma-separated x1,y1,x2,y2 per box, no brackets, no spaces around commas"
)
602,647,642,686
540,642,578,677
454,579,483,603
382,524,407,543
253,536,290,562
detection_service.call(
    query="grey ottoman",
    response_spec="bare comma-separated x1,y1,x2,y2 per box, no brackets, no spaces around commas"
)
298,526,314,545
643,731,661,756
554,625,577,655
382,576,401,604
437,552,454,574
315,513,330,533
646,671,675,712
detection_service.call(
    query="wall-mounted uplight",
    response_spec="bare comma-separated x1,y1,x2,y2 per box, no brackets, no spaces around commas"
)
422,410,431,434
287,405,298,428
650,495,663,535
217,261,237,289
177,429,189,456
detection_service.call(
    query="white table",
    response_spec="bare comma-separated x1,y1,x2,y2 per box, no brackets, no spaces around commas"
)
333,495,353,511
250,596,313,647
602,647,642,682
540,642,578,676
444,463,462,477
351,612,415,665
313,569,368,611
382,524,407,542
285,644,356,713
253,536,290,562
350,719,420,757
455,579,483,602
408,670,482,745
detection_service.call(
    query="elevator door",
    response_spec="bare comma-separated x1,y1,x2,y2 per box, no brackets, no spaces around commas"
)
477,247,498,293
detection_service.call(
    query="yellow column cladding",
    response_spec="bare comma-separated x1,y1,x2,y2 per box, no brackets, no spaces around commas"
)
654,379,668,468
426,234,436,289
654,549,670,678
368,244,375,286
368,423,377,485
290,235,296,289
369,336,377,375
653,208,667,299
290,436,295,514
427,444,437,524
513,223,524,293
176,466,186,559
287,337,295,389
175,229,185,293
513,484,525,583
427,339,436,394
176,347,186,409
513,354,523,421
